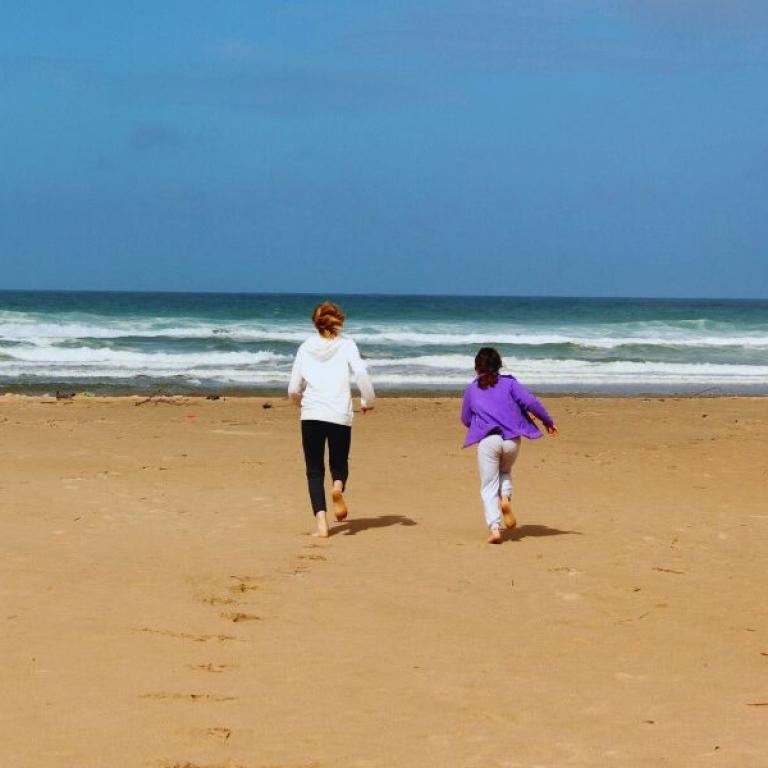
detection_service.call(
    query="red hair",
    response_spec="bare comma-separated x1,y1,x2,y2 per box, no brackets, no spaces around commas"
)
312,301,345,338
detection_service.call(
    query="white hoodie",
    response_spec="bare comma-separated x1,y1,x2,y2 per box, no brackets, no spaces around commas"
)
288,334,375,426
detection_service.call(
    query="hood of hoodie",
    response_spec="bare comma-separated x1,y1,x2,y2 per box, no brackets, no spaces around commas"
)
303,333,344,362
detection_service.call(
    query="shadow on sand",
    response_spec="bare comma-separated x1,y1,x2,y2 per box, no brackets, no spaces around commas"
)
503,524,582,542
331,515,417,537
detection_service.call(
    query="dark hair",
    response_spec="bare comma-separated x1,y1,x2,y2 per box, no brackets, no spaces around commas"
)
312,301,345,338
475,347,502,389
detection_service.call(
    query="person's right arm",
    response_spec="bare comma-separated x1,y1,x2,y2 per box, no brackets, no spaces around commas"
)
287,348,305,404
460,387,472,428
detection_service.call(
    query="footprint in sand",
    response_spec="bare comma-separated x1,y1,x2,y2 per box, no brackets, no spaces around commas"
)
219,611,260,623
157,760,246,768
186,663,238,674
137,628,238,643
177,726,232,744
228,576,260,594
140,692,238,702
200,595,239,607
548,566,583,576
204,727,232,742
209,429,265,436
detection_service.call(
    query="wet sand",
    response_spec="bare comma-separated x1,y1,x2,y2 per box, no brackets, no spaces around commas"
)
1,395,767,767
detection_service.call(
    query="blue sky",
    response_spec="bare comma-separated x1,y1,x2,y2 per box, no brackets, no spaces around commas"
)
1,1,767,297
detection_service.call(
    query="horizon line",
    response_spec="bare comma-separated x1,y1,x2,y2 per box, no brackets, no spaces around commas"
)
1,287,767,302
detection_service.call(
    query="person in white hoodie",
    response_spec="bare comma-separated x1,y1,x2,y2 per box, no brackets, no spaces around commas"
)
288,301,375,538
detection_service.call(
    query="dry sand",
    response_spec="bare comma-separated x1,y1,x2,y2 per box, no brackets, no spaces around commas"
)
1,394,767,767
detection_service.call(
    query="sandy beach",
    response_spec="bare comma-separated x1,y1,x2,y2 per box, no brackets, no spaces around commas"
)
2,394,767,767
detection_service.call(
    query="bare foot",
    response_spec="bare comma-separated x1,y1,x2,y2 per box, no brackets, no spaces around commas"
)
332,482,348,522
501,496,517,529
487,526,503,544
313,511,329,538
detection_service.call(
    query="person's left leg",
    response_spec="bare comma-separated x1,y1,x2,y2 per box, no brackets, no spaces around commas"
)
301,420,330,537
327,423,352,521
477,434,504,542
499,438,521,529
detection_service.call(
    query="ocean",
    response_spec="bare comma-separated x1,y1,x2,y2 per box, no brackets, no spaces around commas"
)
1,291,766,395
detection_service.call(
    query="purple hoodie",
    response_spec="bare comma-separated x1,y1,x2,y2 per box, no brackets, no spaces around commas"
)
461,375,554,447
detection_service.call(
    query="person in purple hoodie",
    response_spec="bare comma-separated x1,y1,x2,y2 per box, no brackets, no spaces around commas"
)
461,347,558,544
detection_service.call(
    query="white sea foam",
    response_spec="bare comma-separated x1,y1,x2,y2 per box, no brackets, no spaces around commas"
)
2,354,767,387
368,358,768,385
0,347,288,368
2,312,767,350
2,305,767,391
366,354,474,370
500,358,768,384
350,329,768,349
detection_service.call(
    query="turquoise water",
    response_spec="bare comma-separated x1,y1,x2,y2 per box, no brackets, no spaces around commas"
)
1,291,767,394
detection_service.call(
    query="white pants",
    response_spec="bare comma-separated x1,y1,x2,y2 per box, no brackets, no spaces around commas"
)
477,434,521,530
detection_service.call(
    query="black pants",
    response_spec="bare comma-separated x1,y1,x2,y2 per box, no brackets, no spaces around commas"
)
301,420,352,515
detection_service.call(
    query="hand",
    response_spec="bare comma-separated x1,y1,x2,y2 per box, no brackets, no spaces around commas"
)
361,405,375,415
546,424,558,435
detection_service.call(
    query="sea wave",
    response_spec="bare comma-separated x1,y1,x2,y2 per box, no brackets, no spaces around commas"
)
2,299,768,393
2,356,767,387
0,347,288,368
2,324,767,351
